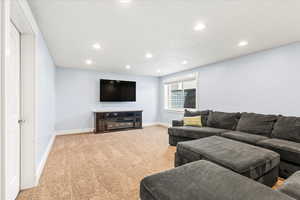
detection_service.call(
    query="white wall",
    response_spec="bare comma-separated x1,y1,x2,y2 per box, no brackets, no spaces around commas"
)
159,42,300,125
36,33,56,166
56,67,160,132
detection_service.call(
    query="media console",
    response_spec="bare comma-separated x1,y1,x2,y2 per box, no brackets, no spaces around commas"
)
94,110,143,133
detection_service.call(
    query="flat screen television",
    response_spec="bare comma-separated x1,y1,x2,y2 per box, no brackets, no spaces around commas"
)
100,79,136,102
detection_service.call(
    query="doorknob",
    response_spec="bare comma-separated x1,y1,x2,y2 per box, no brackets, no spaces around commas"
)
18,119,25,124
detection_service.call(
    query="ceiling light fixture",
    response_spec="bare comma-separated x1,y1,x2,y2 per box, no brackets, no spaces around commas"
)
145,53,153,59
85,59,93,65
120,0,131,3
93,43,101,50
157,69,161,73
125,65,131,69
182,60,188,65
238,40,248,47
194,23,206,31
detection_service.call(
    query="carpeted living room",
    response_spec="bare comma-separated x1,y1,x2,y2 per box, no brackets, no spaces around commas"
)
15,124,289,200
2,1,300,200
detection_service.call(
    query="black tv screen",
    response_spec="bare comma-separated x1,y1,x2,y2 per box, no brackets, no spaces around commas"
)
100,79,136,102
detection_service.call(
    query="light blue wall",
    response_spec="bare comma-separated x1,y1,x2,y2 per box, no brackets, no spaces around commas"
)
159,42,300,125
36,33,56,166
55,68,160,131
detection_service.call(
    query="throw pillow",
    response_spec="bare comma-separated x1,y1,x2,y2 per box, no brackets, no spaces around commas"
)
184,109,210,126
184,116,202,127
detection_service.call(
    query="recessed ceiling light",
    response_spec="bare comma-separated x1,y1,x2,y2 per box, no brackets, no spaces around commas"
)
85,59,93,65
120,0,131,3
182,60,188,65
125,65,131,69
6,49,10,56
194,23,206,31
238,40,248,47
145,53,153,59
93,43,101,50
157,69,161,73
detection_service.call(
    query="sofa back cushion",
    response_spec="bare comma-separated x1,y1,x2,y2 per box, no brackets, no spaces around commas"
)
236,113,277,137
271,116,300,143
184,109,210,126
207,111,240,130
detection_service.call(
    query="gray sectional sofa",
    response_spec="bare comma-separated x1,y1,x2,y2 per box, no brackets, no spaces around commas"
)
168,110,300,178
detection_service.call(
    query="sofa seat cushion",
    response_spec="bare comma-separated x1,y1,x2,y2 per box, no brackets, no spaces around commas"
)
140,160,293,200
221,131,269,145
168,126,229,139
258,139,300,165
278,171,300,200
207,111,241,130
272,116,300,143
176,136,280,180
236,113,277,137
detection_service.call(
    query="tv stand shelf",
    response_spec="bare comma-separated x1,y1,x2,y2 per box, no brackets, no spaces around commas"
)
94,110,143,133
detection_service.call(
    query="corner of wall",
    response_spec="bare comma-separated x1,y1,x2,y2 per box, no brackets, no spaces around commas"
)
35,133,55,186
157,76,163,123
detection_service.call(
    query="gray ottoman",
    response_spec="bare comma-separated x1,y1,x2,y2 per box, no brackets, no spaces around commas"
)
140,160,294,200
175,136,280,187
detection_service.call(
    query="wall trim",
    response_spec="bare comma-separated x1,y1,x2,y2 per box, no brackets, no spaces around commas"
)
35,134,55,186
157,122,170,128
0,0,9,199
56,128,95,136
55,123,168,135
143,122,160,127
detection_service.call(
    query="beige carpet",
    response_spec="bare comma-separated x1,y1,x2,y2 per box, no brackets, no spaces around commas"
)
17,126,283,200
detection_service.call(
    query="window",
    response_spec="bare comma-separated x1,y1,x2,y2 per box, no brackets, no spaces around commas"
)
164,74,197,111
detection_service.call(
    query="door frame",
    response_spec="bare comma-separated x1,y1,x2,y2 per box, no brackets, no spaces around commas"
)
0,0,9,199
1,0,39,199
7,20,22,200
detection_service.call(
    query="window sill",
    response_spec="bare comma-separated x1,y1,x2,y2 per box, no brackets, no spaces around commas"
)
164,109,185,113
164,108,199,113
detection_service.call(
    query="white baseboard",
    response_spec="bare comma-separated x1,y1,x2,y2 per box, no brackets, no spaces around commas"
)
143,122,160,127
35,134,56,185
56,128,95,136
55,123,169,136
156,122,170,128
144,122,170,128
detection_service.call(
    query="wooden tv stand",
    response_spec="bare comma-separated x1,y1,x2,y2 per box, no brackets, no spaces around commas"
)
94,110,143,133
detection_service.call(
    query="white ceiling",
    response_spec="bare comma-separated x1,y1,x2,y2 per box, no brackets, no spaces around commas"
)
28,0,300,77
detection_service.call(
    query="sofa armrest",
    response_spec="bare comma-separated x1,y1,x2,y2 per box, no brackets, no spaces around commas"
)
278,171,300,200
172,120,184,127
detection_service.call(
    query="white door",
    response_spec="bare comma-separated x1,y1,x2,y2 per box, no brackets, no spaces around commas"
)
7,22,21,200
